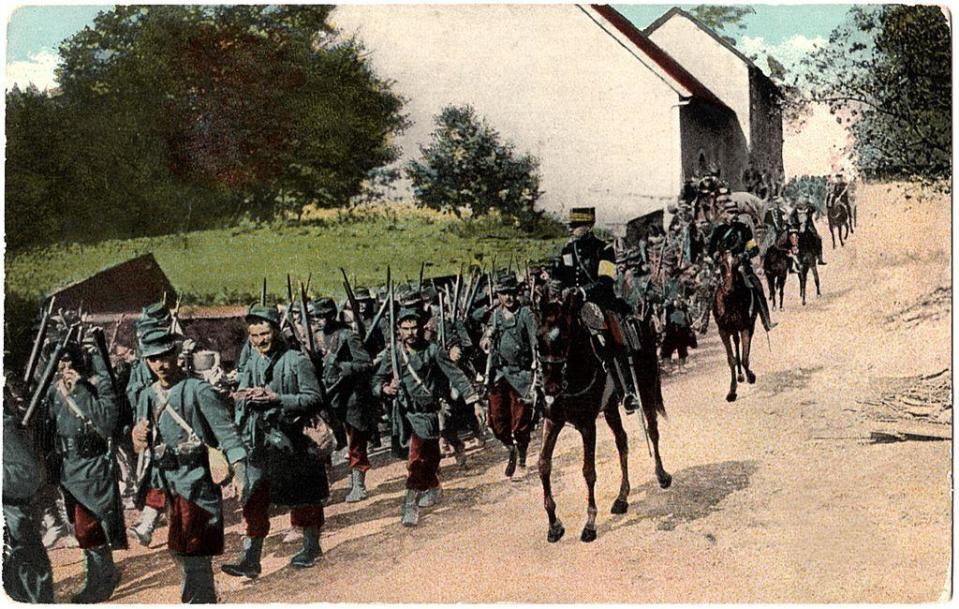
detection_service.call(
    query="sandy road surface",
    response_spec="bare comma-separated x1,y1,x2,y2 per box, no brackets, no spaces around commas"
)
50,183,951,603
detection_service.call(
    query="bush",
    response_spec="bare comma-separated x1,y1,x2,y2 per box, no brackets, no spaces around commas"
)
783,175,829,211
406,105,543,227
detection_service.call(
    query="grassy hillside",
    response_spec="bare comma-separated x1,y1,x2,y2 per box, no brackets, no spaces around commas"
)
6,205,565,306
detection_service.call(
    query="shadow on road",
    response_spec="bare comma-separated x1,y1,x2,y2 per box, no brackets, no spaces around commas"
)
600,459,759,535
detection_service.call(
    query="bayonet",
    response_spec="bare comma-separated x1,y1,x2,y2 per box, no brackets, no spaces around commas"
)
23,297,56,386
340,267,367,342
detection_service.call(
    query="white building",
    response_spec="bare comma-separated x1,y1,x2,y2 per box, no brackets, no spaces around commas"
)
332,4,783,231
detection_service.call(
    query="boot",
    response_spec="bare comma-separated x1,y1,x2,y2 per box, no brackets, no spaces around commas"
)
128,506,161,547
504,445,518,478
400,490,421,527
517,444,528,469
289,527,321,569
755,288,778,331
179,555,217,603
221,536,263,579
417,485,443,508
71,545,119,604
344,469,368,503
453,441,467,468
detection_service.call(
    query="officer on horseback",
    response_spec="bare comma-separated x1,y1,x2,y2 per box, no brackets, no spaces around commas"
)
788,197,827,265
707,190,778,332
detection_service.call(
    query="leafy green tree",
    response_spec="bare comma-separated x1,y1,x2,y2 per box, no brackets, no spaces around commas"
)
406,105,542,227
794,5,950,182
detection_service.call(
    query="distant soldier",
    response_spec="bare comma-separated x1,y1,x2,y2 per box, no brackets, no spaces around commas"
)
3,380,54,604
311,297,375,503
825,172,851,217
43,334,127,602
480,273,538,477
373,306,480,527
131,329,249,603
660,268,698,373
707,191,778,332
223,305,327,579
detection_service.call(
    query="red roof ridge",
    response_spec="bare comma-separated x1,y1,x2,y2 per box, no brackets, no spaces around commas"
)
586,5,729,111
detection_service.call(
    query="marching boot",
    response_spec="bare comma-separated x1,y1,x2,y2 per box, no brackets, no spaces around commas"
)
128,505,161,547
178,555,217,603
504,445,518,478
71,544,120,604
290,527,321,569
344,469,369,503
221,536,263,579
417,485,443,508
400,490,421,527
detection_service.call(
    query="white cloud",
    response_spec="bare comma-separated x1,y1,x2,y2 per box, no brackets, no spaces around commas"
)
6,49,60,92
739,34,827,74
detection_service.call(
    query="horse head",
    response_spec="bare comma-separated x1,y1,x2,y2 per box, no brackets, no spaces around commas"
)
536,287,580,399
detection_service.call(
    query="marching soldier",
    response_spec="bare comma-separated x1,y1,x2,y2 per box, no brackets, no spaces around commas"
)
43,333,127,603
479,273,538,478
3,379,54,604
128,301,175,547
222,305,327,578
131,329,249,603
311,297,375,503
373,305,480,527
707,191,778,332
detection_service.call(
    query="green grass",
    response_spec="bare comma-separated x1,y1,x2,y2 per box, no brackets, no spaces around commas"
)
6,208,565,307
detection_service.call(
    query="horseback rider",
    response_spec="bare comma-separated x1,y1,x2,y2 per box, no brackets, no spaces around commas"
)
826,172,852,218
707,190,778,332
763,196,799,270
788,197,827,265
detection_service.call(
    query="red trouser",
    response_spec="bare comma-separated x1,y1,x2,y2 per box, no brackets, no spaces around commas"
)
406,434,440,492
144,488,167,511
346,424,370,472
488,379,532,449
72,502,107,549
243,480,325,538
167,495,224,556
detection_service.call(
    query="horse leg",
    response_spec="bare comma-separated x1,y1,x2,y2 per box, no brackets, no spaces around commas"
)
778,275,785,311
732,332,746,383
766,272,776,308
741,327,756,384
830,223,836,249
720,330,737,402
603,401,630,515
539,417,566,543
812,264,822,297
800,266,808,306
645,402,671,489
579,422,598,543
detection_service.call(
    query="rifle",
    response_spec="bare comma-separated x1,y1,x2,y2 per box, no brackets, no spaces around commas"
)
108,313,125,353
451,264,463,321
23,297,56,386
438,292,448,349
340,267,367,342
170,296,183,336
363,295,390,351
418,261,426,292
483,309,498,386
22,324,77,427
260,277,267,306
298,281,317,355
463,271,481,321
387,278,400,386
304,272,313,298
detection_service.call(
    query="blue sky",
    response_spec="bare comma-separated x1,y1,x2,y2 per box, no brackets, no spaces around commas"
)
5,4,853,89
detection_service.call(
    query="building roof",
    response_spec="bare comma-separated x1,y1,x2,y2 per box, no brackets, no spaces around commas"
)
586,4,729,110
49,253,175,314
642,7,782,97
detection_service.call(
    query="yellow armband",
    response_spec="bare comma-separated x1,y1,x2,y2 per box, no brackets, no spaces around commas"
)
598,259,617,278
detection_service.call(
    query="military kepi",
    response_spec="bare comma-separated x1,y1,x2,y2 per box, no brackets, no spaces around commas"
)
568,207,595,227
246,304,280,327
139,328,177,357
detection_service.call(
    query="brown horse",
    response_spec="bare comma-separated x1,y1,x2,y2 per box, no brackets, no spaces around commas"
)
712,251,758,402
827,204,850,248
762,243,790,310
536,289,669,543
790,230,822,305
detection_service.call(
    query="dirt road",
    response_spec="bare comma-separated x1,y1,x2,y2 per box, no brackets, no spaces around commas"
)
50,183,952,603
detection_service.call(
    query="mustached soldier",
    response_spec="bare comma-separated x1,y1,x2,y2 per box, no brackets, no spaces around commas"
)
223,305,327,579
373,306,480,527
131,329,249,603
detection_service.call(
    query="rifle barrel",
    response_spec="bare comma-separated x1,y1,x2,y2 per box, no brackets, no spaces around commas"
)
23,297,55,385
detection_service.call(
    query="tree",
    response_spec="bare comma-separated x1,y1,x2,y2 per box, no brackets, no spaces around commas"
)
5,5,407,253
794,5,950,182
689,5,755,47
406,105,542,226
